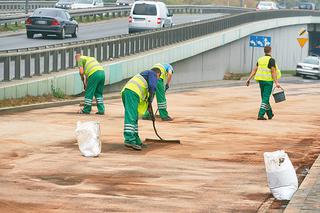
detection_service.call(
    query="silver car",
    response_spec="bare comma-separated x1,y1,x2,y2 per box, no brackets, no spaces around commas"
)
116,0,135,6
296,56,320,79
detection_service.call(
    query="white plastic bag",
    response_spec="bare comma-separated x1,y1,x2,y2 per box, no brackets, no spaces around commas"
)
75,121,101,157
264,150,298,200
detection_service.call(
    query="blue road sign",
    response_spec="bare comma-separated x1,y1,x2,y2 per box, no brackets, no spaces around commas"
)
249,35,271,47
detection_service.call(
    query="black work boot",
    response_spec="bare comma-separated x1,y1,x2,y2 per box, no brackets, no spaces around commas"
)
95,111,105,115
257,117,267,120
138,142,148,148
131,144,142,150
268,114,274,120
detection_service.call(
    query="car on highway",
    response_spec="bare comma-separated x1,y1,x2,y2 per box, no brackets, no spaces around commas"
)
25,8,78,39
256,1,279,10
55,0,75,9
128,1,173,33
116,0,136,6
296,56,320,79
55,0,104,9
298,2,316,10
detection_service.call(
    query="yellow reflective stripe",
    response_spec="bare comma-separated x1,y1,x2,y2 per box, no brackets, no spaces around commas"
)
255,73,273,77
128,80,146,100
135,74,148,99
84,60,96,73
257,67,271,72
83,58,103,77
87,64,103,77
126,74,148,100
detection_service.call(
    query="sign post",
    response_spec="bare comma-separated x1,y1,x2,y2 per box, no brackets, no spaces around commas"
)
25,0,29,14
249,35,271,71
297,28,308,61
297,38,308,60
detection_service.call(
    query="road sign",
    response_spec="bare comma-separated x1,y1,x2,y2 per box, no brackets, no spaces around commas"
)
299,28,307,36
297,38,308,48
249,35,271,48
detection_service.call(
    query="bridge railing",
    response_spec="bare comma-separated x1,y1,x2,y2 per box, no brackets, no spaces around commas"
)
0,0,118,12
0,10,316,82
0,0,56,11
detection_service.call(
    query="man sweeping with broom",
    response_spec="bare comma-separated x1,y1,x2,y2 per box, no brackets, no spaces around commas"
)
121,68,161,151
143,63,174,121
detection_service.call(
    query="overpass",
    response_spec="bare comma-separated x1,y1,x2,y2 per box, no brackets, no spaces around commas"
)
0,9,319,100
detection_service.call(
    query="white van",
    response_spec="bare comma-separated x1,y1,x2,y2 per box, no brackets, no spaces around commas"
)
70,0,104,9
128,1,173,33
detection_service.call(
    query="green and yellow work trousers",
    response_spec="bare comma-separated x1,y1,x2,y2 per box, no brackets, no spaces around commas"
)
83,70,105,114
258,81,274,119
143,79,169,119
122,89,143,146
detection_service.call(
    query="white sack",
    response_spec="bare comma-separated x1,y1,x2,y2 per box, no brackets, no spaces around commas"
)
264,150,298,200
75,121,101,157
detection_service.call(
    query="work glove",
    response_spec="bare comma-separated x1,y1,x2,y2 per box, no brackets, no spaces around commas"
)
165,84,169,91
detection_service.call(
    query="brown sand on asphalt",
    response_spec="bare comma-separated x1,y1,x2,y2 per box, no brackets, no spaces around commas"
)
0,82,319,213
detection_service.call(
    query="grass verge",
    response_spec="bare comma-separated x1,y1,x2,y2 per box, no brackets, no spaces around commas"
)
0,95,72,108
0,84,71,108
0,23,26,32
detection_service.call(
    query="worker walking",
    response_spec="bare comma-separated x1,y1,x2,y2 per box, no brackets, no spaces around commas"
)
143,63,174,121
121,68,161,150
246,46,281,120
75,53,105,115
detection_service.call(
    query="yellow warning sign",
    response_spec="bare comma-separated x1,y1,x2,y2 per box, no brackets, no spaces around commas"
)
299,28,307,36
297,38,308,48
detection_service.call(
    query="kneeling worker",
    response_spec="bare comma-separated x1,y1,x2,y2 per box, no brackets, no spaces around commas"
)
121,68,161,150
75,53,106,115
143,63,174,121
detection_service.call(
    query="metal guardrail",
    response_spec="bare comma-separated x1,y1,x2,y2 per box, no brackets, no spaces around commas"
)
0,0,116,11
0,0,56,11
1,10,315,82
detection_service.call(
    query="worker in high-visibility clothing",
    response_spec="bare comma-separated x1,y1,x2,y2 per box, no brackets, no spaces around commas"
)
75,54,105,115
143,63,174,121
121,68,161,151
246,46,281,120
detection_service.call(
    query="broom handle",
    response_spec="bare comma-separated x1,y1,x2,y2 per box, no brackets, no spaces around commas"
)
149,105,164,141
152,119,164,141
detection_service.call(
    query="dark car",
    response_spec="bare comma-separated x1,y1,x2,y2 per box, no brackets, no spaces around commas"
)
298,2,316,10
25,8,78,39
55,0,75,9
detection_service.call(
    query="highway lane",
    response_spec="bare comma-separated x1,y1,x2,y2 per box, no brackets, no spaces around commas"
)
0,13,227,51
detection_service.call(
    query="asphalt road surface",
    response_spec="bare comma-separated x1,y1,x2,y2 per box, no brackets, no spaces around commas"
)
0,80,319,212
0,13,226,51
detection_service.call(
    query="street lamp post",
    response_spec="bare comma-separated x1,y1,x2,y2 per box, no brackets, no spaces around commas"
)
25,0,29,14
240,0,244,7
